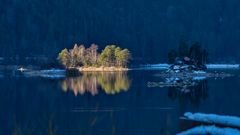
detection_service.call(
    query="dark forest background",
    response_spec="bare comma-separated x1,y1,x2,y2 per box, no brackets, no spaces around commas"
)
1,0,240,65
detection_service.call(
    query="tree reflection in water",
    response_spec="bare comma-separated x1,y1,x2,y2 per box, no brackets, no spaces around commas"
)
167,78,208,105
61,72,131,96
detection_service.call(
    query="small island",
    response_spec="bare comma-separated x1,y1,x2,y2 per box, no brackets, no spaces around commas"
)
167,41,208,73
58,44,131,72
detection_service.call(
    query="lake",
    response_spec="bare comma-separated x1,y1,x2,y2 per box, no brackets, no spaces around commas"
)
0,69,240,135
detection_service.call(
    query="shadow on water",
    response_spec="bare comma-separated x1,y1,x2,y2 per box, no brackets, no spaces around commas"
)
61,72,131,96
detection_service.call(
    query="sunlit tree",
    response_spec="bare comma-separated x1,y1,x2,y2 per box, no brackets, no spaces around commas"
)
69,44,80,67
88,43,99,66
114,47,122,67
99,45,116,66
77,45,86,66
58,44,131,68
119,49,131,67
58,48,71,68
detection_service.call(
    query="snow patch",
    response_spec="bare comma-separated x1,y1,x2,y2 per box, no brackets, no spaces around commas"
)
138,64,170,70
140,64,239,70
207,64,239,69
193,76,206,80
178,112,240,135
193,71,206,74
182,112,240,128
177,125,240,135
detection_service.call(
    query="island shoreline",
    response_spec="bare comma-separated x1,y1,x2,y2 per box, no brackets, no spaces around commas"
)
67,67,130,72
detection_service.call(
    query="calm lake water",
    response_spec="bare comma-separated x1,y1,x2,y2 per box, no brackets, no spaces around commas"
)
0,69,240,135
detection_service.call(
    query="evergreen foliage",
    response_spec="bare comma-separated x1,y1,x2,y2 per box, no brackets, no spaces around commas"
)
58,44,131,68
168,40,208,68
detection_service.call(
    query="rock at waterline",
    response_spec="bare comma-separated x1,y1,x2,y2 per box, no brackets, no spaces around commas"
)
166,64,207,74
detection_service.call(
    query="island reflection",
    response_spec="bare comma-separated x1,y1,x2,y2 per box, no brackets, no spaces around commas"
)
148,77,209,105
61,72,131,96
167,78,208,106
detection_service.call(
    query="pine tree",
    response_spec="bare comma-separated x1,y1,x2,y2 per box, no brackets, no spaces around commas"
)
119,49,131,67
189,42,202,66
168,49,178,64
69,44,80,67
99,45,116,66
178,39,189,58
114,47,122,67
58,48,70,68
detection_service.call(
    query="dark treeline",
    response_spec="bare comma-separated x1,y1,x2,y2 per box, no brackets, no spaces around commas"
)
1,0,240,64
168,39,208,68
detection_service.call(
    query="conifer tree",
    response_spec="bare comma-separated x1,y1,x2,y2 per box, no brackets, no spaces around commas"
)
58,48,71,68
